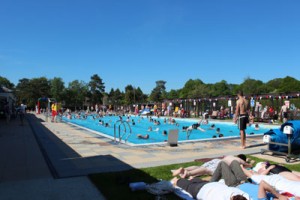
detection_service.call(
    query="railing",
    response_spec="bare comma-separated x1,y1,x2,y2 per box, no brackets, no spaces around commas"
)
114,120,132,143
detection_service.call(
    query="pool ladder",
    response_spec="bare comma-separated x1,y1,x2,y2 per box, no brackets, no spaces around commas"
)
114,120,132,143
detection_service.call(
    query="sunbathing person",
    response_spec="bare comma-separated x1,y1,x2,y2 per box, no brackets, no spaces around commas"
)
239,181,292,200
249,161,300,181
210,160,248,186
241,165,300,197
171,177,250,200
208,160,290,200
172,154,252,178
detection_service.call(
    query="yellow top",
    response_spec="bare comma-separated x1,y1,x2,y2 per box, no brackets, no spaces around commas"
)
51,103,57,111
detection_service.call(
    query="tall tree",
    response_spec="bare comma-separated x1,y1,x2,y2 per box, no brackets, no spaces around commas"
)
266,78,283,93
190,84,210,98
210,80,231,97
124,85,135,105
240,77,264,95
50,77,65,102
15,77,50,108
166,89,180,99
134,87,147,103
30,77,51,107
15,78,31,105
65,80,88,110
149,80,167,102
108,88,125,108
88,74,105,105
0,76,15,89
180,79,204,98
278,76,300,94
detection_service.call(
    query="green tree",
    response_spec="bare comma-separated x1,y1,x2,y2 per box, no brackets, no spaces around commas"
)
124,85,135,105
240,77,264,95
190,84,210,98
50,77,65,102
108,88,125,108
278,76,300,93
65,80,88,110
228,83,240,96
15,78,31,105
134,87,147,103
166,89,180,99
149,80,167,102
0,76,15,89
88,74,105,105
210,80,231,97
15,77,50,108
266,78,283,93
180,79,205,98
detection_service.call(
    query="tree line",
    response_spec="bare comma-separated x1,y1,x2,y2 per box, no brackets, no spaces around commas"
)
0,75,300,109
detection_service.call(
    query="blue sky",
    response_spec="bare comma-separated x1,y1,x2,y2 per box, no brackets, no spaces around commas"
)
1,0,300,94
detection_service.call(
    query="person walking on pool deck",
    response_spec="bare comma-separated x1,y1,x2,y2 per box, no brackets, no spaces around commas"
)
234,90,249,149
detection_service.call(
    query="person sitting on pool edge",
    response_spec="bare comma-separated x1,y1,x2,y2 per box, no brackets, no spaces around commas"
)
137,134,149,139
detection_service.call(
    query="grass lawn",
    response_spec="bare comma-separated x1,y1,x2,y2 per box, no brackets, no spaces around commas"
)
89,156,300,200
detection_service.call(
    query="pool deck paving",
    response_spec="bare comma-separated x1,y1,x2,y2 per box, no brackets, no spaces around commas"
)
0,113,298,200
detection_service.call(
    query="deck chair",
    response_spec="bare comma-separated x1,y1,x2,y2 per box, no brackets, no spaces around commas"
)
168,129,179,147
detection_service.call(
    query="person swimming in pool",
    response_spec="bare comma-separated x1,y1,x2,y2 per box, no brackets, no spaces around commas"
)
208,124,215,130
137,134,149,139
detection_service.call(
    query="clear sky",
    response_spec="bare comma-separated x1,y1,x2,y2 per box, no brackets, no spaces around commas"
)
1,0,300,94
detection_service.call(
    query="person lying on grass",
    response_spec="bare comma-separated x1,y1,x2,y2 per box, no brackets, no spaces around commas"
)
172,154,253,179
251,161,300,181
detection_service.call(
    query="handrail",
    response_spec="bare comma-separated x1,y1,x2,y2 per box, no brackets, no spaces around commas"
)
119,121,132,142
114,120,132,143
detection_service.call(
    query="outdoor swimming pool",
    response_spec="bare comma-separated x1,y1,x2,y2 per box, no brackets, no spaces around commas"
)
62,115,271,145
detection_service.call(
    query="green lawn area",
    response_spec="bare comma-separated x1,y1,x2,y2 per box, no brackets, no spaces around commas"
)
89,155,300,200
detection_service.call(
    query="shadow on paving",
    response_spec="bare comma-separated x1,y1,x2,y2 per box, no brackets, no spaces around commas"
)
27,114,133,178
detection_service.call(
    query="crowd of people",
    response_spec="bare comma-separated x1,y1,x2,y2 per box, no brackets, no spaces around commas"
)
62,108,236,141
170,154,300,200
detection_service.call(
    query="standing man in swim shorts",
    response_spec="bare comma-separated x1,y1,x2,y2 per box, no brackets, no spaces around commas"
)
280,102,288,123
234,91,249,149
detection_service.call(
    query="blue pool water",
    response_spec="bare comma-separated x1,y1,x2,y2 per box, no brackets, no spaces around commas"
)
62,115,270,145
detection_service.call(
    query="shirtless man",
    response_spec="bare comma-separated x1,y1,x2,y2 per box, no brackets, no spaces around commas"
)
234,91,249,149
280,103,288,123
